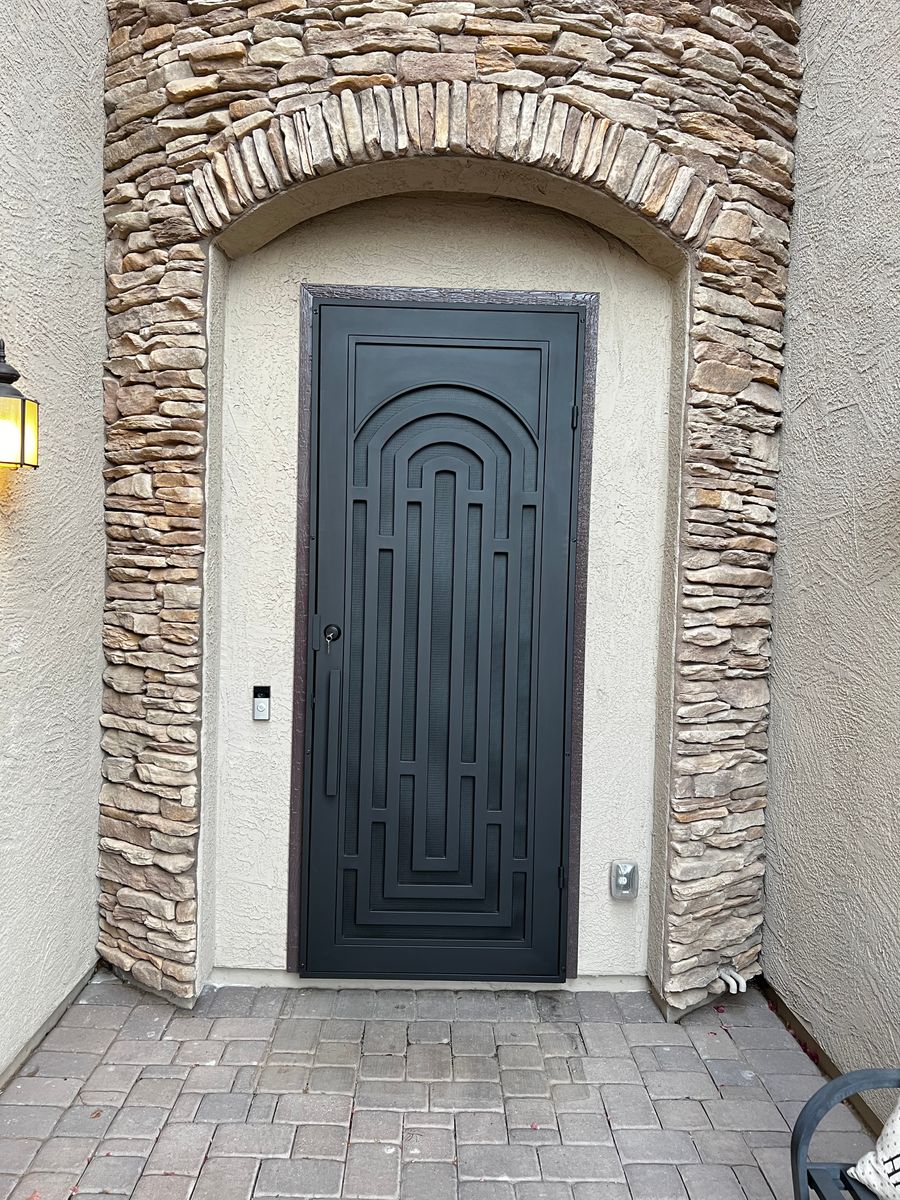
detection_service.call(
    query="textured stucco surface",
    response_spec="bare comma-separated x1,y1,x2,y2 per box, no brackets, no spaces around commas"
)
0,3,106,1071
766,0,900,1105
206,192,676,978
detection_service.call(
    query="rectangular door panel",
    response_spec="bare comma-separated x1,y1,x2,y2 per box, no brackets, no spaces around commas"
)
301,294,584,981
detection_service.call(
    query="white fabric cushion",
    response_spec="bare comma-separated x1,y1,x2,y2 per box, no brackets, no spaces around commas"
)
849,1097,900,1200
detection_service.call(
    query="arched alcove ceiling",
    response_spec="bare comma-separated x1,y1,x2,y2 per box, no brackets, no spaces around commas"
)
215,156,686,277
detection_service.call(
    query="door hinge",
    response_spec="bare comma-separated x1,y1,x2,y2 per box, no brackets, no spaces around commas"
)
571,405,579,429
558,865,567,890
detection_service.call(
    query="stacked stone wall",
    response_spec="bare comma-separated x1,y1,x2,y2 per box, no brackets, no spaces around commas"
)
98,0,801,1006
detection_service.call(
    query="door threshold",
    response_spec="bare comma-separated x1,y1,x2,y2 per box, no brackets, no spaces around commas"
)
207,967,649,992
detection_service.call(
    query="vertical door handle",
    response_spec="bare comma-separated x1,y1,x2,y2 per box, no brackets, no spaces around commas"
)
325,669,341,796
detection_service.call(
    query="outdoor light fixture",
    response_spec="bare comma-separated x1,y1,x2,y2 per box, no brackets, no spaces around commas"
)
0,339,38,469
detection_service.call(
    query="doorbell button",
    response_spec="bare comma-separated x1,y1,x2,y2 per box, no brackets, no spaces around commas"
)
253,685,271,721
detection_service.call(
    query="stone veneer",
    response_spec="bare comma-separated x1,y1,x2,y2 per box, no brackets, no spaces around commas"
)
98,0,801,1007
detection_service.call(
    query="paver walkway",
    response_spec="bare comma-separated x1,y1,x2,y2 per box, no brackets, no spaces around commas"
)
0,972,872,1200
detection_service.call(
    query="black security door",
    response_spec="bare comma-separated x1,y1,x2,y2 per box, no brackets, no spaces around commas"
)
301,291,585,980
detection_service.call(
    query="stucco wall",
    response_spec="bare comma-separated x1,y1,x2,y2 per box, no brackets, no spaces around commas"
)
0,4,106,1070
766,0,900,1096
205,192,677,979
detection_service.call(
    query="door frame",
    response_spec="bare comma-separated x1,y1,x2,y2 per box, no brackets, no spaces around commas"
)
287,284,599,979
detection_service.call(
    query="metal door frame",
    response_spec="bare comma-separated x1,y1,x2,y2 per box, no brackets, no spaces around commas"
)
288,284,599,980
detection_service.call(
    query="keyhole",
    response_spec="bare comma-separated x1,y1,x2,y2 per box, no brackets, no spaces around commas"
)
323,624,341,653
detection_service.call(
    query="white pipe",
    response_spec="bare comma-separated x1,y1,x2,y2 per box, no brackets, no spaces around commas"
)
718,967,747,994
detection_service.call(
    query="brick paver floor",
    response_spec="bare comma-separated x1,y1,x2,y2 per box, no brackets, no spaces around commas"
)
0,972,873,1199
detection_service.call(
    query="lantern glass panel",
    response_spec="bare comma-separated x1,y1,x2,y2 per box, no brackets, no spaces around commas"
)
0,394,23,467
23,398,39,467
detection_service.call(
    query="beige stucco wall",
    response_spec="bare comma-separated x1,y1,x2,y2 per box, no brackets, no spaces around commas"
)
0,3,106,1071
766,0,900,1101
204,192,678,980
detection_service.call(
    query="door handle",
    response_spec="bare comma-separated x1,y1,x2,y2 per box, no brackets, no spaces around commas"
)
325,668,341,797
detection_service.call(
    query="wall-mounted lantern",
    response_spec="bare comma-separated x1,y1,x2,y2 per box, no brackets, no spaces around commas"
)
0,340,39,469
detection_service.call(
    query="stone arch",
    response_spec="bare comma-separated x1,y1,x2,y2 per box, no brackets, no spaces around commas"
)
182,87,720,262
99,4,796,1011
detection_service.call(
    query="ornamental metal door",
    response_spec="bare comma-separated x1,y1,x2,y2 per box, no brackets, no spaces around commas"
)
300,290,585,981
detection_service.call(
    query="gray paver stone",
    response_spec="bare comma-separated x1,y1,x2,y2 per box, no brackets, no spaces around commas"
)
706,1058,760,1087
351,1109,404,1142
255,1156,343,1197
408,1043,452,1080
0,1137,40,1172
293,1123,348,1158
403,1124,456,1160
614,994,664,1024
182,1063,239,1092
191,1155,259,1200
53,1103,115,1137
453,1023,496,1056
689,1028,742,1060
414,991,457,1020
314,1041,361,1067
455,1056,501,1082
499,1045,544,1071
31,1135,97,1171
257,1065,310,1093
680,1164,747,1200
7,1171,83,1200
275,1092,352,1123
614,1128,700,1165
0,1105,62,1139
0,1078,81,1107
308,1065,357,1093
356,1081,428,1110
106,1104,168,1139
335,989,377,1018
571,1186,630,1200
704,1099,789,1132
576,1058,641,1086
457,993,500,1021
654,1099,711,1130
459,1184,514,1200
343,1141,402,1197
643,1072,717,1101
359,1053,405,1080
431,1082,503,1112
272,1020,321,1054
364,1021,408,1054
77,1154,146,1193
515,1187,573,1199
623,1024,690,1048
550,1084,603,1113
580,1025,629,1058
145,1121,215,1173
539,1144,626,1182
505,1098,557,1129
104,1040,176,1066
456,1111,508,1143
401,1160,457,1199
209,1123,295,1157
131,1177,195,1200
601,1084,660,1129
196,1092,252,1122
691,1130,756,1165
458,1144,540,1182
625,1163,688,1200
557,1112,614,1145
174,1039,225,1065
734,1163,780,1200
536,993,582,1023
751,1146,793,1200
289,989,337,1018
